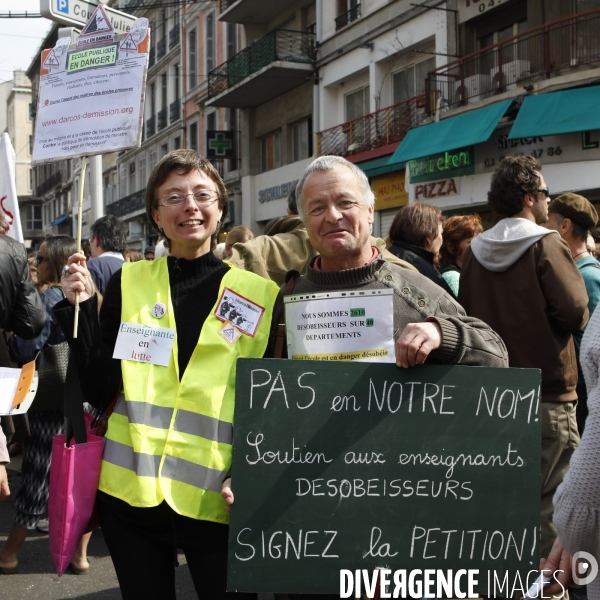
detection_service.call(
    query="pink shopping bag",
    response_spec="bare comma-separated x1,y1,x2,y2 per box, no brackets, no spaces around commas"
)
48,430,105,576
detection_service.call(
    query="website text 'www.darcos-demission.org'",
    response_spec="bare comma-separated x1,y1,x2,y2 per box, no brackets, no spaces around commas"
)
41,106,135,127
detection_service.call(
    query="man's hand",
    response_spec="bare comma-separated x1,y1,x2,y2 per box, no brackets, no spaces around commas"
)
0,465,10,501
539,538,573,596
396,321,442,368
61,252,95,304
222,477,233,512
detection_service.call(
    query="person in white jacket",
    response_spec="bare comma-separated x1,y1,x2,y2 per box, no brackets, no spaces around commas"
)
554,304,600,600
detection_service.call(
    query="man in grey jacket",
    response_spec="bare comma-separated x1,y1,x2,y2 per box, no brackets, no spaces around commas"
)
286,155,509,368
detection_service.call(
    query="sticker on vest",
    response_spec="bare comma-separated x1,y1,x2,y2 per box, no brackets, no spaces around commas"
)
214,288,265,337
113,322,176,367
219,322,243,346
152,302,166,319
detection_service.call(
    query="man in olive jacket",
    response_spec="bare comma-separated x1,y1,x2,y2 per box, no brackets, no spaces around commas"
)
459,154,589,560
230,185,417,285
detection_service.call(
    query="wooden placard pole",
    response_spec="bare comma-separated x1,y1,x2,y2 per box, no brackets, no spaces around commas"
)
73,155,88,338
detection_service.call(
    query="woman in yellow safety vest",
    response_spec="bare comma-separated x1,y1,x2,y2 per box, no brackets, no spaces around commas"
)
56,150,279,599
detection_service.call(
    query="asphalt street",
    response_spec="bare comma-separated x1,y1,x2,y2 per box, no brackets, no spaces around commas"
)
0,455,198,599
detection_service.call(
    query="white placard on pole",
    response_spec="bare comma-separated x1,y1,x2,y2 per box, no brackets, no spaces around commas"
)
32,6,149,164
0,133,24,243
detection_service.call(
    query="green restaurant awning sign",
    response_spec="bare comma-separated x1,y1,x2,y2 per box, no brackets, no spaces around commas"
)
409,146,475,184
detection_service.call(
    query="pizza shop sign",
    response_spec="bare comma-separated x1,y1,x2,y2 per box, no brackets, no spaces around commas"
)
414,178,461,201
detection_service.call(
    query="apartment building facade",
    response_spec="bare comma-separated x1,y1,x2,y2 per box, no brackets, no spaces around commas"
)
26,24,77,246
104,0,184,250
314,0,600,237
207,0,317,233
181,1,242,238
4,70,40,246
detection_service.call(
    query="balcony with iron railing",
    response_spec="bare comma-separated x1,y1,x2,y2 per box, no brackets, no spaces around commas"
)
426,8,600,114
170,100,180,124
169,26,180,50
146,115,156,138
317,95,426,159
157,107,167,131
106,189,146,218
207,29,315,107
335,4,361,31
219,0,298,24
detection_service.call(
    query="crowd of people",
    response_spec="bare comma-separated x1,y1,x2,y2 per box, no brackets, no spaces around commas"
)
0,150,598,600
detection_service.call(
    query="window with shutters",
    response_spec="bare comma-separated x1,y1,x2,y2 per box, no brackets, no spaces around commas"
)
261,130,282,172
188,29,197,89
206,12,215,73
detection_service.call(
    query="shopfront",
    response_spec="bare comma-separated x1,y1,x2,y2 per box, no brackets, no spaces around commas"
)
242,158,313,232
386,87,600,225
355,156,409,238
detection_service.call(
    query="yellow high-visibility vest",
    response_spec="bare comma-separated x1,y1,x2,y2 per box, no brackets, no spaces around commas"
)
99,257,279,523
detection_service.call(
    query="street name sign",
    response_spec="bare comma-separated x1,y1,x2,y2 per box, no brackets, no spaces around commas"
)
40,0,135,34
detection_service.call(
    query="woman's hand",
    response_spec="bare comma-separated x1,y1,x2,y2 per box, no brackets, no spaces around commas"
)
539,538,573,596
221,477,234,512
0,465,10,501
61,253,95,304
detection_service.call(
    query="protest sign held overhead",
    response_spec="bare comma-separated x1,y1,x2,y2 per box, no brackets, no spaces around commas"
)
32,6,149,164
0,133,24,242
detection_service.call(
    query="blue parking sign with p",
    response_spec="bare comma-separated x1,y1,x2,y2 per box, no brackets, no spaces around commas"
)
57,0,69,13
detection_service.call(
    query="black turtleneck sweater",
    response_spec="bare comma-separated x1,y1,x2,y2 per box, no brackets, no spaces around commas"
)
54,252,229,411
387,240,456,298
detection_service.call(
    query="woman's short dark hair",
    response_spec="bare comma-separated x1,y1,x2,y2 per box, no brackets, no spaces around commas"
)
91,214,127,253
488,154,542,217
44,234,77,285
388,203,443,249
439,214,484,266
145,149,229,250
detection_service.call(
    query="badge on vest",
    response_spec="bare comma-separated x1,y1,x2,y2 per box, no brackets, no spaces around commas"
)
113,322,176,367
218,322,243,346
214,288,265,339
152,302,166,319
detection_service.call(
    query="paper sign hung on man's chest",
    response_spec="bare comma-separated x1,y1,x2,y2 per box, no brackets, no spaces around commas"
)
284,289,396,362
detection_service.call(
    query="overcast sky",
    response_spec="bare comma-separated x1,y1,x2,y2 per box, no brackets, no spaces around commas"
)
0,0,54,82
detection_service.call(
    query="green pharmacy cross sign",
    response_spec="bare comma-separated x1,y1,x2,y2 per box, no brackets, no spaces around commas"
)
207,130,235,159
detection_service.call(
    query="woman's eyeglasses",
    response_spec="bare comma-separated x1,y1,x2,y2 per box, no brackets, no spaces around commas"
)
157,191,219,208
36,254,48,266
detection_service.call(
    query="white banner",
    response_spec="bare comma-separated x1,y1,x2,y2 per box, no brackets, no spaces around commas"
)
284,289,396,363
32,8,149,164
0,133,24,242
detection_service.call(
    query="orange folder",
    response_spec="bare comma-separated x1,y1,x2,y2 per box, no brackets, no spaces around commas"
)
11,360,35,410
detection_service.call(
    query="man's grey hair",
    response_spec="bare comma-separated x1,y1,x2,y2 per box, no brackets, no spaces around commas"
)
295,155,376,220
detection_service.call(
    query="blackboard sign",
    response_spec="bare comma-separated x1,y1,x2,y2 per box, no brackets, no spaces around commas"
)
228,360,541,596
